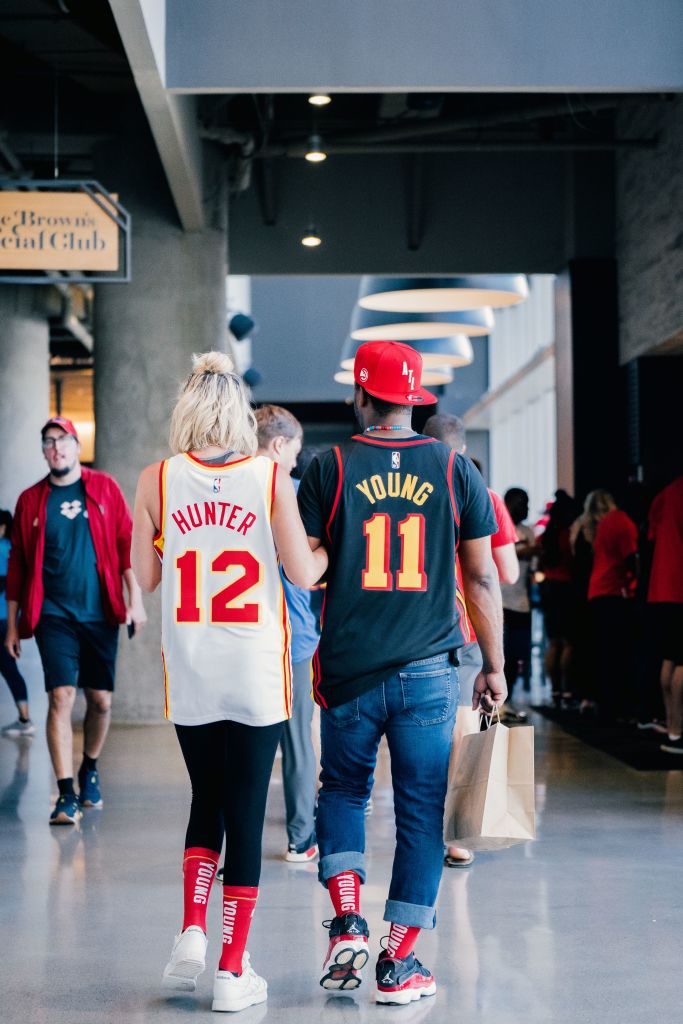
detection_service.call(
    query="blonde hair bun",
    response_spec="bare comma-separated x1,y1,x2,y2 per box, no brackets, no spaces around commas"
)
169,351,257,455
191,351,235,376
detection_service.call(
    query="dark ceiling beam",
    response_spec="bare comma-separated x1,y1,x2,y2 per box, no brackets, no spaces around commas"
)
254,158,277,225
325,94,666,144
405,155,424,252
254,138,657,157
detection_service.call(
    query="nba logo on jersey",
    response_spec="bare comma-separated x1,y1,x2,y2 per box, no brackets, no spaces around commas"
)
391,451,401,469
213,477,222,493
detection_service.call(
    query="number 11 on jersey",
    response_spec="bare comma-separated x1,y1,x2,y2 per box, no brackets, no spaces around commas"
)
362,513,427,591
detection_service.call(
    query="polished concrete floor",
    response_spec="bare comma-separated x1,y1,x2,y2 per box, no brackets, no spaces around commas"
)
1,640,681,1024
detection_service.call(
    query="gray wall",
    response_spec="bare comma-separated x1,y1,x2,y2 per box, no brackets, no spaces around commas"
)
617,97,683,362
166,0,683,91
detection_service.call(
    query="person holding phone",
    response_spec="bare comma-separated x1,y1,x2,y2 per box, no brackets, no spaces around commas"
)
132,352,327,1013
4,417,146,824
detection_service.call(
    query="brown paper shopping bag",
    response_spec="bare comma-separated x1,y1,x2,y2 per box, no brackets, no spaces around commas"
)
443,715,535,851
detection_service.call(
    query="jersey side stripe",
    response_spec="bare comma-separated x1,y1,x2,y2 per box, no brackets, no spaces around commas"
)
447,450,461,527
153,459,168,558
325,446,344,542
161,645,170,719
267,461,277,521
278,583,292,718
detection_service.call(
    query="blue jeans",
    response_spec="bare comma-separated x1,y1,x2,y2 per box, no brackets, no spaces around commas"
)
317,653,458,930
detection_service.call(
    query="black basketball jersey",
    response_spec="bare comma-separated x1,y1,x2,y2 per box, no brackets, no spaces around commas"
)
297,433,496,708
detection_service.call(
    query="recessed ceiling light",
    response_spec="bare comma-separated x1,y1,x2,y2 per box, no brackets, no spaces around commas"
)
308,94,331,107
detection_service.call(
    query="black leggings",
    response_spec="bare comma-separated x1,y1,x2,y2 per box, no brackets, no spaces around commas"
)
175,719,284,888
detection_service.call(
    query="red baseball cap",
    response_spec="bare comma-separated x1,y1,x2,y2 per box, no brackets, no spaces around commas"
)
41,416,79,440
353,341,437,406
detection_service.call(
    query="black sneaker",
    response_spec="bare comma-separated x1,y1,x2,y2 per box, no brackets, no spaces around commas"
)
320,913,369,991
661,736,683,755
375,950,437,1005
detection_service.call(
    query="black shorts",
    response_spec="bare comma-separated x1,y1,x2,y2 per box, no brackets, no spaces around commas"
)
651,603,683,666
35,615,119,692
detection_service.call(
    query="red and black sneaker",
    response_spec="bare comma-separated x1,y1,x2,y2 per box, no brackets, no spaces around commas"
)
375,950,437,1004
320,913,370,991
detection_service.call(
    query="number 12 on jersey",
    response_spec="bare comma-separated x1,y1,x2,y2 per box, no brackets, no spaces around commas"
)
175,549,263,624
362,513,427,591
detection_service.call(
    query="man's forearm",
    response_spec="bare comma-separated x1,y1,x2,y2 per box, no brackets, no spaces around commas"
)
6,599,19,630
462,572,504,673
122,568,142,604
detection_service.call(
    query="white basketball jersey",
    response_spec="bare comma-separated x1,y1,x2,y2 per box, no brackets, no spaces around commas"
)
154,453,292,726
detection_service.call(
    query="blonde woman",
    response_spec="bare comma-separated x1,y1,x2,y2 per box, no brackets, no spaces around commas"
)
132,353,327,1013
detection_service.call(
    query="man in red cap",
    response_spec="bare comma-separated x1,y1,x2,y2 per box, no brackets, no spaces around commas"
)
298,341,505,1004
4,417,146,824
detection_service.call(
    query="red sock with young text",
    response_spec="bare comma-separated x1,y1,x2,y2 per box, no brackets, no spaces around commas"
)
218,885,259,975
182,847,220,932
327,871,361,916
385,923,420,960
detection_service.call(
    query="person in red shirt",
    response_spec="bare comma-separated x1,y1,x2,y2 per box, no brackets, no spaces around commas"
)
4,417,147,824
587,493,638,722
647,476,683,755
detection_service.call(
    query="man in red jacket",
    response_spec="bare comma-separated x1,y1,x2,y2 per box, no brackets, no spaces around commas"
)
4,417,146,824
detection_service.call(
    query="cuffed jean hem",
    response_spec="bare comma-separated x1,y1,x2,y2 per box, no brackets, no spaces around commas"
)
319,851,366,887
384,899,437,930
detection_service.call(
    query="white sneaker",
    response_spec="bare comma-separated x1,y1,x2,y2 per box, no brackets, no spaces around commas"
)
212,953,267,1013
162,926,207,991
1,719,35,737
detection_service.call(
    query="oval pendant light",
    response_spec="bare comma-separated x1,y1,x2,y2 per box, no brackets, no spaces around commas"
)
350,304,493,341
358,275,528,312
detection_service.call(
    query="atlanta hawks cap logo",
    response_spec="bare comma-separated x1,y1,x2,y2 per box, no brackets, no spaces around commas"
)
359,367,369,383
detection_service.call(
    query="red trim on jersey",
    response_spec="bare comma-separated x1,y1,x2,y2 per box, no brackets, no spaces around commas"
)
184,452,252,469
161,646,170,719
280,585,292,717
325,446,344,543
447,450,461,527
351,435,438,448
270,460,278,521
152,459,167,558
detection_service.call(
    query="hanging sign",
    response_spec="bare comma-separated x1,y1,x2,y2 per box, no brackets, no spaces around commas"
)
0,181,130,283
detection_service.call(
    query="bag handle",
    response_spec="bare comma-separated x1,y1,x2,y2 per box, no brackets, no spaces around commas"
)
482,706,501,729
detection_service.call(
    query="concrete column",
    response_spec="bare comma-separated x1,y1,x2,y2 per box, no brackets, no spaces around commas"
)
0,288,50,511
94,121,228,722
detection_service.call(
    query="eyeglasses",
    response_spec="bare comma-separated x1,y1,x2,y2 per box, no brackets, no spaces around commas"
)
41,435,77,450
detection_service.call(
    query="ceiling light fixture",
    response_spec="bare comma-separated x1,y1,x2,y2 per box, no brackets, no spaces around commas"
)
308,94,332,107
301,226,322,248
358,275,529,312
350,304,494,341
304,133,327,162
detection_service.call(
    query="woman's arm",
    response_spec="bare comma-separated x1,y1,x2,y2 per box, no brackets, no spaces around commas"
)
271,469,328,588
131,463,163,593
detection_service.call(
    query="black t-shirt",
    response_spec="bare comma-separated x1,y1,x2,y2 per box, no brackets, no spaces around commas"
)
42,479,104,621
297,434,496,708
